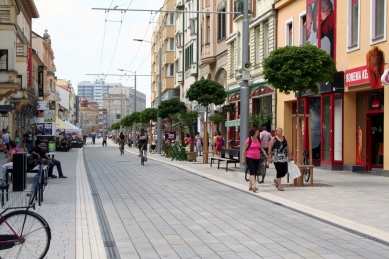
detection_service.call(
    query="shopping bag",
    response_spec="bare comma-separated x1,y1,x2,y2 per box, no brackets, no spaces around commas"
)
288,160,301,180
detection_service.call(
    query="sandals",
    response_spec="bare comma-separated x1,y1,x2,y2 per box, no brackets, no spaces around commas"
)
277,187,284,191
273,179,278,188
250,187,258,193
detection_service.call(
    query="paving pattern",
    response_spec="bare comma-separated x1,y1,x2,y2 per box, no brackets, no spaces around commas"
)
3,138,388,258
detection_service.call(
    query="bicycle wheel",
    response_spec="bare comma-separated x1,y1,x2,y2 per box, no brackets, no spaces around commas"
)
257,162,266,184
0,210,51,259
150,148,156,154
245,167,249,181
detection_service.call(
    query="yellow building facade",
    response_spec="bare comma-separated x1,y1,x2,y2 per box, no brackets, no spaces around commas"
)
275,0,389,174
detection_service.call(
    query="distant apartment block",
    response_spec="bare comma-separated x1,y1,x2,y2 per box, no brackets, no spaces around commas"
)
77,79,122,107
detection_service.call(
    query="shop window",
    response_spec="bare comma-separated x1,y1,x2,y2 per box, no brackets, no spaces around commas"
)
322,96,331,161
356,93,366,163
334,94,343,161
285,18,293,46
309,98,321,160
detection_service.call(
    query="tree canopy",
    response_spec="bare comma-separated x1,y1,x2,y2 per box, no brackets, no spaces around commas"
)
108,122,121,130
121,111,141,127
158,98,187,119
263,43,337,95
186,79,227,107
140,108,158,123
209,114,226,131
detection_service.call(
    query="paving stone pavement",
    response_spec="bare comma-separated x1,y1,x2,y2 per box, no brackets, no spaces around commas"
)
2,138,388,258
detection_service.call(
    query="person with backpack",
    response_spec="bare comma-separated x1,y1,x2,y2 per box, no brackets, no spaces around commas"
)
242,127,267,193
24,128,34,153
137,128,148,161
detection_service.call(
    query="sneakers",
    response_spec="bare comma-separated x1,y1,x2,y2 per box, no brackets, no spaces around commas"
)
59,175,68,178
48,175,57,178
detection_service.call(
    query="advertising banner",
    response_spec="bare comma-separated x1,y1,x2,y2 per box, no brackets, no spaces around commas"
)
36,123,55,136
38,66,44,97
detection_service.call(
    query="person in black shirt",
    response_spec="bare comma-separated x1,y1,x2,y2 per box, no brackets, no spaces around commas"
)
23,128,34,153
31,140,67,179
137,128,148,160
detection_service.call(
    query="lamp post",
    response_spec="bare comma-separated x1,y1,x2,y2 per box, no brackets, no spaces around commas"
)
118,69,137,148
134,39,162,154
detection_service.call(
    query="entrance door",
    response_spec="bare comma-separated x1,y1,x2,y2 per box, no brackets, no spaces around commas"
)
367,114,384,171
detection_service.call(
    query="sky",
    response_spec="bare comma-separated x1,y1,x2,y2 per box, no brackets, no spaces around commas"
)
32,0,166,108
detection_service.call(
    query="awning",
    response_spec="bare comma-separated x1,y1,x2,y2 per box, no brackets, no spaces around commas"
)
64,120,82,133
56,117,73,130
225,80,268,94
225,119,240,127
172,122,181,127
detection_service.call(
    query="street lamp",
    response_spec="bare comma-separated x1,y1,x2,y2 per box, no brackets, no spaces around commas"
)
134,38,162,154
118,69,137,147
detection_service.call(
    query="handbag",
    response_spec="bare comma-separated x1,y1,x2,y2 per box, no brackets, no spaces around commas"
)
288,160,301,180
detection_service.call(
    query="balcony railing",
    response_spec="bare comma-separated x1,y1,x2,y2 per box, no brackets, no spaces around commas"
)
233,0,252,19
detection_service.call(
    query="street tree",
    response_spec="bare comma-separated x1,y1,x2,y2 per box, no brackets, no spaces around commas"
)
209,114,226,132
263,43,336,113
158,99,187,119
186,79,227,120
140,108,158,135
108,122,121,131
178,110,199,152
121,112,141,128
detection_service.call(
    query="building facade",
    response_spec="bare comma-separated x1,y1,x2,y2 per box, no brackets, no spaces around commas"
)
0,0,39,134
78,98,99,134
77,79,122,107
151,0,179,108
224,0,277,146
275,0,389,174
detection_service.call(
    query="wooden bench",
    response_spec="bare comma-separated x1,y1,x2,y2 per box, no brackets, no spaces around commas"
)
210,149,240,171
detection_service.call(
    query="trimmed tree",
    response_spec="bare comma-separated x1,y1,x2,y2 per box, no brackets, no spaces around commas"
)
121,112,141,128
158,99,187,120
140,108,158,139
108,122,121,131
263,43,336,114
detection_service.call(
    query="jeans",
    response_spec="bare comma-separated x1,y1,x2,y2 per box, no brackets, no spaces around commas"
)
1,162,12,184
48,158,63,177
26,142,34,153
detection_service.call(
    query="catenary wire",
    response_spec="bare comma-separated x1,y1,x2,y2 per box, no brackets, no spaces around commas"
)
97,0,114,79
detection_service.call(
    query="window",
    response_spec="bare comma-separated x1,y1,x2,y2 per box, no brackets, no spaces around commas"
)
371,0,387,43
263,22,269,58
0,9,10,23
217,8,226,41
207,16,210,43
255,27,261,64
285,19,293,46
168,64,174,77
185,44,193,69
16,44,24,56
347,0,360,49
17,75,22,89
230,43,235,76
168,13,174,25
299,13,307,45
168,38,174,51
0,50,8,70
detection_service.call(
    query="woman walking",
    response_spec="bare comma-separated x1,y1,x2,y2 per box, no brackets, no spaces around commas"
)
215,131,223,157
195,132,203,156
268,127,289,191
242,127,267,193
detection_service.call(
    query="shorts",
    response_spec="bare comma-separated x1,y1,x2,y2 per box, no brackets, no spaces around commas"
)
138,143,147,150
246,157,260,176
274,162,288,178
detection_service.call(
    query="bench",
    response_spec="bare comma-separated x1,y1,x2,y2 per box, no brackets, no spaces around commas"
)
210,148,240,171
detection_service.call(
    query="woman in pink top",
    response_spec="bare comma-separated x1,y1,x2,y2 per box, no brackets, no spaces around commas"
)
1,141,19,186
242,127,267,192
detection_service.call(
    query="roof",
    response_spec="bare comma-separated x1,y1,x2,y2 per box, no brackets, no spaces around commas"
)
58,85,69,91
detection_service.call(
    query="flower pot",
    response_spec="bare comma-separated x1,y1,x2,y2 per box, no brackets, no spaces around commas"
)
186,151,197,162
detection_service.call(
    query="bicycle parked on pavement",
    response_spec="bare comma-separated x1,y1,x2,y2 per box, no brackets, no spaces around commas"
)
27,159,49,207
0,186,51,258
149,144,157,154
303,149,311,182
245,152,268,184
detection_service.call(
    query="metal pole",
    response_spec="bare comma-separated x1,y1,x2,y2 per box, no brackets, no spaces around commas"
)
132,72,137,147
156,45,162,154
239,0,249,172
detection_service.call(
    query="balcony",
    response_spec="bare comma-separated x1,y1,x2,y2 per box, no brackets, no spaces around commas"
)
0,6,17,24
163,51,174,65
234,0,252,19
162,77,174,91
189,18,197,39
162,26,174,40
201,44,216,64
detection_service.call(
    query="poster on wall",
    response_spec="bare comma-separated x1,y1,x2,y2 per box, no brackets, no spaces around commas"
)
38,66,44,97
306,0,335,60
36,123,55,136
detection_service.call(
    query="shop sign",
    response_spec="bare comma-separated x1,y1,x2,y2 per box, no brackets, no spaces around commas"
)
381,69,389,85
165,132,176,140
38,66,44,97
372,100,380,108
366,46,385,89
345,66,369,87
27,48,32,87
222,104,234,112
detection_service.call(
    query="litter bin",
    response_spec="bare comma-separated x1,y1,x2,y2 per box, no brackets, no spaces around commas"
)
13,152,28,191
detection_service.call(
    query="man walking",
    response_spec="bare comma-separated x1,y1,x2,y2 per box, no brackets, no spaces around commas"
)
260,126,272,167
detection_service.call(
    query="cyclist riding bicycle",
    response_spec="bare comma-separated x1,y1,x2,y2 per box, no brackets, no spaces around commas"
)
138,128,148,161
119,132,126,148
102,134,107,147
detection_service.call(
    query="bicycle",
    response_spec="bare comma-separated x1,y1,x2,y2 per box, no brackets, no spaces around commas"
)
303,149,310,182
140,144,146,166
119,141,124,155
0,187,51,258
27,159,49,207
245,152,267,184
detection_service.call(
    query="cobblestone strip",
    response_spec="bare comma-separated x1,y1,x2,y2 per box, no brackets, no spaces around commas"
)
76,148,106,259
